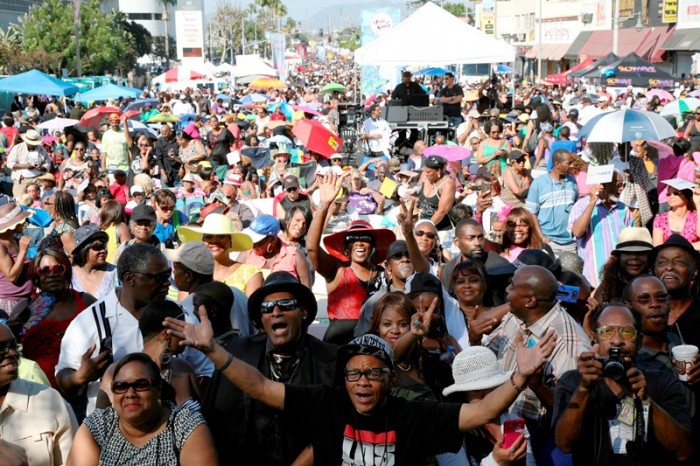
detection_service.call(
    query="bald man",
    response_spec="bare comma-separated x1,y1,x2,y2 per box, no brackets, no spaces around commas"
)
484,266,591,466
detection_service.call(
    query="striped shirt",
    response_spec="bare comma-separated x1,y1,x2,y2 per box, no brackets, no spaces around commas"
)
525,174,578,243
567,198,633,287
485,304,591,423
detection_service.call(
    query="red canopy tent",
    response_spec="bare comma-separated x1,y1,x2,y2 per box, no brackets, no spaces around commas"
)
545,57,595,85
565,57,595,75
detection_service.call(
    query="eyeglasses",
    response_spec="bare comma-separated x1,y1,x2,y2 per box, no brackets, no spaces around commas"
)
134,221,154,229
260,298,298,314
74,147,86,152
286,187,298,193
634,293,670,304
331,159,343,163
388,251,410,261
596,325,637,341
415,230,436,240
346,235,374,244
138,144,150,148
0,341,22,360
111,378,159,394
134,270,172,283
38,264,66,276
159,204,174,212
89,242,107,252
344,367,390,382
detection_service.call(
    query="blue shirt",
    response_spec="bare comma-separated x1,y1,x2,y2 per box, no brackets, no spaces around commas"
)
546,140,578,171
525,174,578,243
153,210,188,244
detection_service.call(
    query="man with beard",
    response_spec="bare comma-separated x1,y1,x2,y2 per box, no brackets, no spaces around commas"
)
554,304,692,465
55,244,172,417
568,170,633,287
155,124,182,187
486,265,590,466
441,218,510,300
201,272,337,466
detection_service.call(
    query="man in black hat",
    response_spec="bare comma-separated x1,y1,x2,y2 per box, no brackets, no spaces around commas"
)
164,298,556,465
113,204,161,263
391,71,427,106
201,271,337,466
274,174,314,220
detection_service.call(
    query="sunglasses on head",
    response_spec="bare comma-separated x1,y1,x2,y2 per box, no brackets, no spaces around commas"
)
38,264,66,276
260,298,298,314
111,378,158,394
415,230,436,240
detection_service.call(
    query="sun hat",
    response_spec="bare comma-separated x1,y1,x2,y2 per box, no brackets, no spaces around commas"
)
130,185,145,196
242,214,281,243
612,227,653,254
72,224,109,256
38,173,56,184
163,242,214,275
0,203,32,234
224,174,243,186
21,129,42,146
247,271,317,329
177,213,253,251
270,148,292,159
330,153,343,160
442,346,512,396
323,219,396,263
182,172,197,183
182,123,201,140
337,334,395,372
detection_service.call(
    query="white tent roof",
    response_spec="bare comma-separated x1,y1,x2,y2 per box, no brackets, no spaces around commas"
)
354,2,515,66
232,54,278,78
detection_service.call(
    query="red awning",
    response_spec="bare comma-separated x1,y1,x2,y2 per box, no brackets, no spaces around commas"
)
545,73,573,85
565,57,594,74
636,26,675,63
578,27,675,63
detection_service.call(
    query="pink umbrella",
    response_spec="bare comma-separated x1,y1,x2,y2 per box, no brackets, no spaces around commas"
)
646,89,675,103
291,105,322,116
688,90,700,98
423,144,471,162
364,94,378,108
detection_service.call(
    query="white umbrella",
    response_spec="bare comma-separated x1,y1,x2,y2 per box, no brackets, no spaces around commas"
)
585,109,677,143
123,120,158,138
36,118,79,132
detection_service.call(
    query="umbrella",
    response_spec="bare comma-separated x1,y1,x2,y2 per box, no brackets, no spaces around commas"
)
268,135,293,147
267,102,293,120
688,90,700,98
292,120,343,157
124,120,158,139
124,98,159,112
36,118,79,132
423,144,471,162
646,89,674,102
414,67,450,76
147,113,180,123
584,109,677,143
76,83,142,103
180,113,197,124
320,83,347,93
249,77,287,90
568,93,601,105
153,66,205,84
291,105,322,116
240,93,269,105
216,93,231,102
79,106,122,129
659,98,700,119
0,69,79,96
266,120,292,130
496,64,514,73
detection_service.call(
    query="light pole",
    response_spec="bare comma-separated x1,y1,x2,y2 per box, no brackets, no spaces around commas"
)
74,0,81,77
537,0,542,82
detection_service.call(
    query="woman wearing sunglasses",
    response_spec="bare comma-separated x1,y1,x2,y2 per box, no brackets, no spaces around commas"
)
414,219,443,277
21,248,96,389
71,225,118,300
500,207,551,263
68,353,217,466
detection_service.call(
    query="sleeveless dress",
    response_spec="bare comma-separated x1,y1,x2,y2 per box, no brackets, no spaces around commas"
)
0,244,34,316
418,178,453,231
222,263,262,292
83,403,205,466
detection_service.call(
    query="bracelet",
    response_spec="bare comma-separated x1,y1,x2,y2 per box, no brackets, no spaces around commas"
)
510,371,526,392
216,352,234,372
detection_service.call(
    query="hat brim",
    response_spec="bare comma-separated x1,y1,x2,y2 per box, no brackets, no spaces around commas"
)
323,226,397,264
241,227,267,244
72,231,109,255
0,209,32,234
442,371,512,396
336,342,394,372
612,245,653,254
248,281,317,328
177,225,253,251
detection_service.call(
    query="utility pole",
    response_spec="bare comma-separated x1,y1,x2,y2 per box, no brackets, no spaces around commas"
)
74,0,81,77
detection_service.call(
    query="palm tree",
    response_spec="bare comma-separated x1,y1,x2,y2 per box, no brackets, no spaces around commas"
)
159,0,177,68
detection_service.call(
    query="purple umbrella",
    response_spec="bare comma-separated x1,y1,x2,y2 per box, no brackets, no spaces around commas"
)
423,144,471,162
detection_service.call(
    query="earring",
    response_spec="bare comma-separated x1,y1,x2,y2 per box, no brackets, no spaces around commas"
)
266,242,274,254
160,347,173,366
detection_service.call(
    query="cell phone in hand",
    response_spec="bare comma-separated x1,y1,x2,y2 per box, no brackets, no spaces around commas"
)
502,418,526,449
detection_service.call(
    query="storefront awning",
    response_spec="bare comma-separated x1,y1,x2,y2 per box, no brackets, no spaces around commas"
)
564,31,592,59
525,43,570,61
636,26,675,62
578,27,673,63
662,28,700,51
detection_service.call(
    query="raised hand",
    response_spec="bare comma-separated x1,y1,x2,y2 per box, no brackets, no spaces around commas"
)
577,343,603,389
318,172,342,206
164,305,216,354
411,296,437,338
515,329,556,377
397,199,417,238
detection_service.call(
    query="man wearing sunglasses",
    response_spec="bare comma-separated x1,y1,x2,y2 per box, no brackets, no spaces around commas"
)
274,174,314,221
201,271,336,466
554,303,692,465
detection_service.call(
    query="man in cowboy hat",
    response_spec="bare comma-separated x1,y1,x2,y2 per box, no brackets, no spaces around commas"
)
6,128,51,197
164,299,556,465
100,112,132,176
201,271,337,466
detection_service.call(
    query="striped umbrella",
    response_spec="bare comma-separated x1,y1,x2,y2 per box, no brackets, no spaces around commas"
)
659,98,700,120
583,109,676,143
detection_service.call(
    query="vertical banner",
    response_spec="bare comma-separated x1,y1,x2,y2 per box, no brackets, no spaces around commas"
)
271,33,286,81
663,0,678,23
593,0,612,28
175,0,205,69
360,7,401,98
481,0,495,35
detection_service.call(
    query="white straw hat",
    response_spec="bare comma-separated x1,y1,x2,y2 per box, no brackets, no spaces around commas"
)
442,346,512,396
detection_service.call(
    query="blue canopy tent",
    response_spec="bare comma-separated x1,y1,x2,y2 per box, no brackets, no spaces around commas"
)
75,83,142,103
414,67,450,76
496,64,513,73
0,69,79,96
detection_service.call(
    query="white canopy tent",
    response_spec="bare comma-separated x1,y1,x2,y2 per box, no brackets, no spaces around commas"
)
354,2,515,66
231,54,278,78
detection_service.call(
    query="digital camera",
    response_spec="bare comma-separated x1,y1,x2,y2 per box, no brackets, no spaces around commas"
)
602,347,627,381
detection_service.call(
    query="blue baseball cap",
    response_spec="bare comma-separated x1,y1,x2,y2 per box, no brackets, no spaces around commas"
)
242,214,280,243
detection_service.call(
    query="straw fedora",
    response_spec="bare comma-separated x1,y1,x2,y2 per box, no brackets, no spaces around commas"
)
21,129,42,146
177,213,253,251
612,227,653,254
323,219,396,263
442,346,512,396
0,203,32,234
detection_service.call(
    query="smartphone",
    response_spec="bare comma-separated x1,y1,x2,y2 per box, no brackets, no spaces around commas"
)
502,418,526,449
99,337,113,357
480,183,492,194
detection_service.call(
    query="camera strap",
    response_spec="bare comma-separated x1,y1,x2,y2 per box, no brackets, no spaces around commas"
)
626,396,646,466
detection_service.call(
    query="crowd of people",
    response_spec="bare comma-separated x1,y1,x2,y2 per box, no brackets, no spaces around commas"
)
1,55,700,466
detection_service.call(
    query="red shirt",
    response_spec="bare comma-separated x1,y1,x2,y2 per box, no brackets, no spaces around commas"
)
0,126,19,148
109,183,129,205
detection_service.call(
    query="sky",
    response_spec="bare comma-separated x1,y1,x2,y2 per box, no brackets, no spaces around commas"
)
203,0,381,22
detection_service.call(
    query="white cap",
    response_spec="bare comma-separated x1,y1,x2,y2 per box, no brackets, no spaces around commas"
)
130,185,144,195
